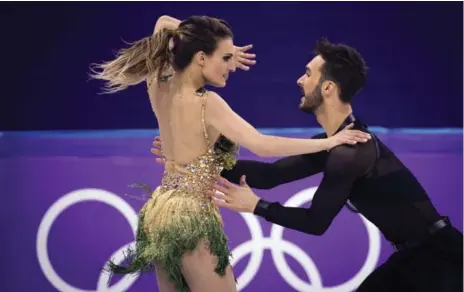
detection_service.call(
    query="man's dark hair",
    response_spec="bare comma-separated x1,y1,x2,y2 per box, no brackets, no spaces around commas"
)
314,38,368,103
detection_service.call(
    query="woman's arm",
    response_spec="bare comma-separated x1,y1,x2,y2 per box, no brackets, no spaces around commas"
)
206,91,370,157
153,15,181,35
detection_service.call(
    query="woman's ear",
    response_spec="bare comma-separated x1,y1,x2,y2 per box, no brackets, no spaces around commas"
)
194,51,206,67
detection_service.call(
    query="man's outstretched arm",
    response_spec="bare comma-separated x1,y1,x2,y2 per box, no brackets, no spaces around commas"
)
209,145,365,235
151,134,327,189
221,152,326,189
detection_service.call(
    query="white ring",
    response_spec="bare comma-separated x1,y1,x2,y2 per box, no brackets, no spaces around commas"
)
36,188,139,292
37,186,382,292
230,212,265,290
270,186,381,292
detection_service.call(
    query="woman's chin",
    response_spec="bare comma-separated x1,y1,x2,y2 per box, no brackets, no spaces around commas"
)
209,80,227,88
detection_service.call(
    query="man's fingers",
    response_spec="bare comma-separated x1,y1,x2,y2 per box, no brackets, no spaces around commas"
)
207,190,228,201
215,175,235,189
212,183,229,194
151,148,163,156
212,199,231,209
240,175,248,186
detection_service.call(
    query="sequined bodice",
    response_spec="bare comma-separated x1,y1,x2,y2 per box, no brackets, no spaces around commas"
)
155,87,238,197
159,147,226,195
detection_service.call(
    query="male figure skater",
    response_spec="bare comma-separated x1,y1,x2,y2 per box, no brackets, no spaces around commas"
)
153,38,463,291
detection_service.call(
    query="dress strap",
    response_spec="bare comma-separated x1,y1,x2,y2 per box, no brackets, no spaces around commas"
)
200,90,210,147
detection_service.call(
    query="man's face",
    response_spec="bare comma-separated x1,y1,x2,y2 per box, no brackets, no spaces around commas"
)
297,55,325,113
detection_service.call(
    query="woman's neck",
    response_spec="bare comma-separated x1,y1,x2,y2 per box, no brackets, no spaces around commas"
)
174,68,205,92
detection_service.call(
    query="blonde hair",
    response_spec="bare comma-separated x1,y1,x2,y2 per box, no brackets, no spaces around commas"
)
90,28,175,94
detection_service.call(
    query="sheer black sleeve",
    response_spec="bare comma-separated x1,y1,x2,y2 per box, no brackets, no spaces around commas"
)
253,145,369,235
220,134,328,189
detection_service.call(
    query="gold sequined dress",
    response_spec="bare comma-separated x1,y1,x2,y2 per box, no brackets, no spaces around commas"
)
106,89,239,292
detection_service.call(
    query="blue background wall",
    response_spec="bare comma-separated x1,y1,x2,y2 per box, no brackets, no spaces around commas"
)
1,2,462,130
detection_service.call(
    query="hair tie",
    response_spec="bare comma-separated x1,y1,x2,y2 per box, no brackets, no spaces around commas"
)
169,31,181,53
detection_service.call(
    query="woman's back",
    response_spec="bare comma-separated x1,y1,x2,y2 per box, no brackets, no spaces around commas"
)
89,15,251,292
149,76,221,167
147,75,239,198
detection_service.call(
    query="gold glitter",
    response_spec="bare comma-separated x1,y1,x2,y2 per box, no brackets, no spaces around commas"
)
106,89,239,292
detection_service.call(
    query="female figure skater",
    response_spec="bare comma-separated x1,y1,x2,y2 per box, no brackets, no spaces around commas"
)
90,15,371,292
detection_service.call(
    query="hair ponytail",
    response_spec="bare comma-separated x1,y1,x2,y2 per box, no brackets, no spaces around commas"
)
90,28,176,94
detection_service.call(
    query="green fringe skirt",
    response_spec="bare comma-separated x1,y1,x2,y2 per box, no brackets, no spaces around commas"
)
105,186,232,292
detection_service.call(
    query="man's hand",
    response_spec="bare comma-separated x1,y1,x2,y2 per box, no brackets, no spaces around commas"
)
207,175,260,213
234,44,256,71
151,136,165,165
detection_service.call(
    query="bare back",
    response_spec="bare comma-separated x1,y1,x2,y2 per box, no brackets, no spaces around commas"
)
147,74,221,166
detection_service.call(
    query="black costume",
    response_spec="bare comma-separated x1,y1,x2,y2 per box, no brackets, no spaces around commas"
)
221,114,463,291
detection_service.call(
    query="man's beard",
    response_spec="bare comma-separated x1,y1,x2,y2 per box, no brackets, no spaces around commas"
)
299,84,323,114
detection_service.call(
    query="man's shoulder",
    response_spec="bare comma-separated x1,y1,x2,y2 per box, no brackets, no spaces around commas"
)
327,139,376,166
328,144,358,158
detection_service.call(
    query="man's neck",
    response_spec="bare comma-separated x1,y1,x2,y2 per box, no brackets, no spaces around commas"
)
315,103,353,137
